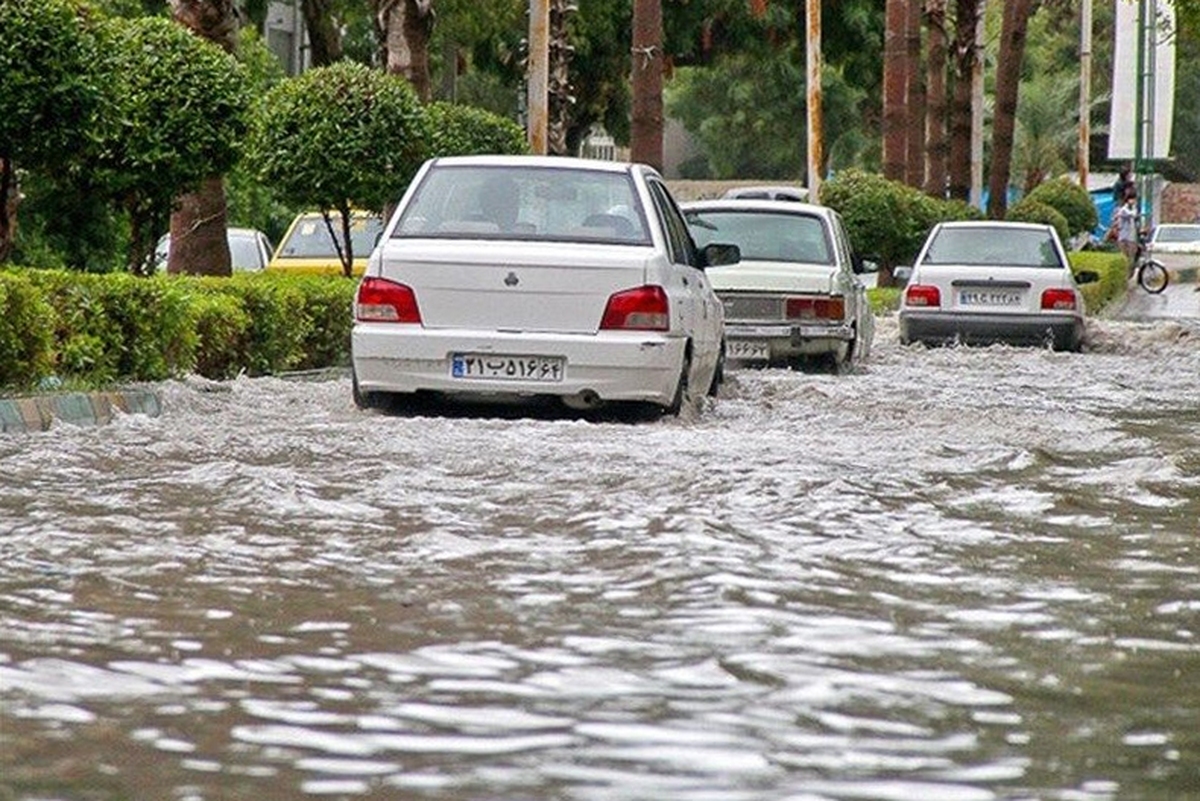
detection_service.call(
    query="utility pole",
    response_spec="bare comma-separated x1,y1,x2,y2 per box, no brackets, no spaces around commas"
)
1078,0,1092,190
527,0,549,155
806,0,822,199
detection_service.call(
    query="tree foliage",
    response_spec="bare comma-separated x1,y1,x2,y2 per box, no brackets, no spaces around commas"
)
426,102,529,158
249,62,430,276
1023,176,1099,236
88,16,250,274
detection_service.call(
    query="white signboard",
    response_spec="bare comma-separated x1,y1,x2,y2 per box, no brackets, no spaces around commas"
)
1108,0,1176,160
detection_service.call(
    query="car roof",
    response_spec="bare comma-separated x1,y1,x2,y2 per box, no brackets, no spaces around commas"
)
426,154,645,177
933,220,1052,232
681,198,836,219
722,184,809,198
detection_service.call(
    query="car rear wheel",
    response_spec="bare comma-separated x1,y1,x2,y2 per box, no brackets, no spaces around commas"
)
352,369,384,410
707,339,726,397
666,351,693,416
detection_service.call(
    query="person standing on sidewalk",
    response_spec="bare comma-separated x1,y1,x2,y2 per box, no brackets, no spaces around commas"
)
1114,190,1140,277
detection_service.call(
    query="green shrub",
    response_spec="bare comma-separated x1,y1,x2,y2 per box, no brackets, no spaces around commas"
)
425,101,530,158
1006,198,1071,241
287,275,357,371
1069,250,1127,313
0,272,56,388
189,290,252,380
820,169,983,272
1025,177,1098,237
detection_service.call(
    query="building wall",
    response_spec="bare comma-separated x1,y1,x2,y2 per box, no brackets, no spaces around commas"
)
1161,183,1200,224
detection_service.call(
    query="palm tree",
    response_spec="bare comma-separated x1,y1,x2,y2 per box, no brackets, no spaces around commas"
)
988,0,1036,219
377,0,434,101
631,0,664,170
883,0,908,181
947,0,982,202
166,0,238,277
1014,74,1077,194
925,0,949,196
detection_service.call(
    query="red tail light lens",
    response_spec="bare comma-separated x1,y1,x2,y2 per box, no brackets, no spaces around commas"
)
1041,288,1078,311
600,285,670,331
905,284,941,308
786,296,845,320
355,277,422,323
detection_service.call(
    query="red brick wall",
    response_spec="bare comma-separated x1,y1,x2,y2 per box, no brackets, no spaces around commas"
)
1161,183,1200,223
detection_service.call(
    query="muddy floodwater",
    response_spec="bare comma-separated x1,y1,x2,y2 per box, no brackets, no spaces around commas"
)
2,316,1198,801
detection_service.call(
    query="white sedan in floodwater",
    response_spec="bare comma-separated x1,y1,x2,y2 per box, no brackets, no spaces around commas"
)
899,220,1098,352
350,155,739,417
682,199,876,371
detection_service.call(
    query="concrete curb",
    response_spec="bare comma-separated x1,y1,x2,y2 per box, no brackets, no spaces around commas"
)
0,388,162,434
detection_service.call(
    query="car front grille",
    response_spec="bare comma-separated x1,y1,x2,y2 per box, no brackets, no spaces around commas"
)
720,294,784,321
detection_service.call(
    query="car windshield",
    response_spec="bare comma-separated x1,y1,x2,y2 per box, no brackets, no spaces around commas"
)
1152,225,1200,244
921,227,1063,268
685,210,833,264
392,165,650,244
278,215,382,258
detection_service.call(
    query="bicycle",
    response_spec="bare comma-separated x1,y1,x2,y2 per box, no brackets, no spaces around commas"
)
1134,233,1170,294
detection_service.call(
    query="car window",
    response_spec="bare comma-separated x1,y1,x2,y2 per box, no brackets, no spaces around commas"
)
392,164,651,244
921,227,1063,268
647,179,697,266
685,209,833,265
278,215,382,258
229,235,265,270
1152,225,1200,244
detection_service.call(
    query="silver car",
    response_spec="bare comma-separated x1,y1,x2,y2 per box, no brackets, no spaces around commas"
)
351,155,736,416
682,199,875,371
899,221,1097,352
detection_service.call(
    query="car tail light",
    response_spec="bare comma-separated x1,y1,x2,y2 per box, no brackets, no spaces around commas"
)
600,285,670,331
1041,288,1078,311
355,277,422,323
905,284,941,308
785,296,845,320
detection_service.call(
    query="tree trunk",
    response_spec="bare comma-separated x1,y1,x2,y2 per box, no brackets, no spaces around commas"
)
167,0,238,277
0,158,17,264
987,0,1035,219
630,0,664,171
924,0,948,197
947,0,981,202
905,0,926,188
378,0,434,101
302,0,344,67
882,0,908,182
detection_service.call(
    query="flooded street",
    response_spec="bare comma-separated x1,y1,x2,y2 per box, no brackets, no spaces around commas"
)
2,314,1198,801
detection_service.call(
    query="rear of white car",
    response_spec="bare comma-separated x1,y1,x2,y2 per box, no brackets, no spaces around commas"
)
683,200,874,370
899,221,1088,352
351,156,726,414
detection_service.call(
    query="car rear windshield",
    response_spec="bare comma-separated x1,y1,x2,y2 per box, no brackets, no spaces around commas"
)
685,210,833,265
922,227,1063,268
278,215,382,258
392,165,651,244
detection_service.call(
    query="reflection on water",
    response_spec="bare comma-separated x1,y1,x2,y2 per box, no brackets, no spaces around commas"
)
2,316,1198,800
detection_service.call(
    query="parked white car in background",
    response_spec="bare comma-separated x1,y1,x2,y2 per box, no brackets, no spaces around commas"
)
351,155,738,417
154,227,273,273
899,220,1097,352
1145,223,1200,275
682,199,875,371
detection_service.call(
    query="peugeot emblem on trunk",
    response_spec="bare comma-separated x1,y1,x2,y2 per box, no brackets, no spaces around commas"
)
504,272,519,287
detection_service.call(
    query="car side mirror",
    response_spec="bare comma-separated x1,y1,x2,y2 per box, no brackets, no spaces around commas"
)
852,254,880,274
1074,269,1100,285
701,242,740,268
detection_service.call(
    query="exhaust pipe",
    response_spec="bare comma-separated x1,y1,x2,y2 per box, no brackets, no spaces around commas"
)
562,389,602,410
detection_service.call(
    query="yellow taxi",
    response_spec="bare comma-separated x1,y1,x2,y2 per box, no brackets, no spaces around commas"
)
267,210,384,276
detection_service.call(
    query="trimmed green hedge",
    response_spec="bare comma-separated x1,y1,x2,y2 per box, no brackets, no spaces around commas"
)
0,268,357,393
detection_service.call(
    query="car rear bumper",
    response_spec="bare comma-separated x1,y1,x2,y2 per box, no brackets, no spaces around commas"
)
724,322,854,361
899,311,1084,350
351,325,687,405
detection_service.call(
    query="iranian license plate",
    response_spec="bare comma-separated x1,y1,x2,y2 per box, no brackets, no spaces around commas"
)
451,354,565,382
728,339,770,360
959,290,1023,307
